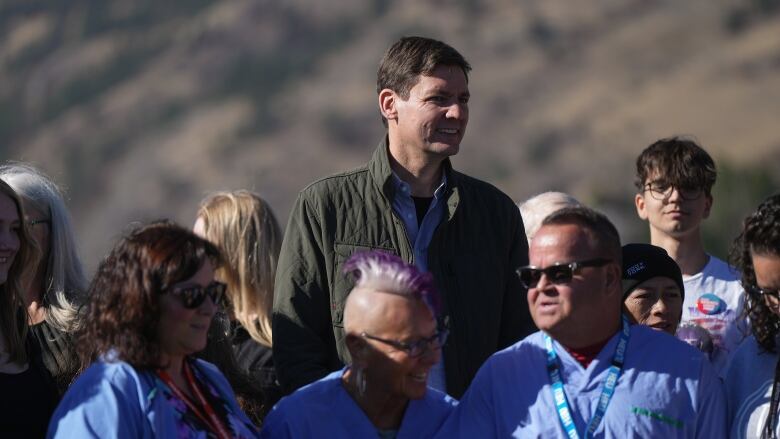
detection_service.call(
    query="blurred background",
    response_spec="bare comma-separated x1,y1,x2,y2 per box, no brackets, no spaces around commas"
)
1,0,778,272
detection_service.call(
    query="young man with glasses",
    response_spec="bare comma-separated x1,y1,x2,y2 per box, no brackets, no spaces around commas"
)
437,206,726,438
634,137,745,372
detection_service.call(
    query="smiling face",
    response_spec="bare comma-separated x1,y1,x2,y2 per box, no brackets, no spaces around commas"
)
157,259,218,358
752,252,780,316
381,64,469,161
356,293,440,401
527,224,621,347
0,192,21,285
635,174,712,241
623,276,683,334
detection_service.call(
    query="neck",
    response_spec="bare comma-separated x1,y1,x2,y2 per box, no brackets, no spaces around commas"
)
553,315,622,350
342,368,408,430
162,354,191,396
387,136,444,197
650,229,708,276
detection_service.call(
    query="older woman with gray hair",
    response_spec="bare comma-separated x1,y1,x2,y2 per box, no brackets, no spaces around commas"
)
518,191,581,244
0,162,87,393
261,250,455,438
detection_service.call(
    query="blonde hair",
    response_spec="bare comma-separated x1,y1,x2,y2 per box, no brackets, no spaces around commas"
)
197,190,282,347
0,179,37,363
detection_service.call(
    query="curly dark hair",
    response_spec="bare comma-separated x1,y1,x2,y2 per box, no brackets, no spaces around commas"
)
731,193,780,352
76,220,221,369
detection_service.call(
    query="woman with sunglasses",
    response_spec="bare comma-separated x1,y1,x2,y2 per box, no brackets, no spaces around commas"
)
0,163,87,394
0,180,59,438
261,251,456,438
725,194,780,439
48,221,259,438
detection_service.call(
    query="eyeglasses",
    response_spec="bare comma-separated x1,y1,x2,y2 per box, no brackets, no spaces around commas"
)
360,329,449,358
516,258,612,289
167,281,226,309
28,219,51,227
748,284,780,300
643,181,703,201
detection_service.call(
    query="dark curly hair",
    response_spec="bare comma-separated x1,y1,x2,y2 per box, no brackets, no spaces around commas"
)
76,220,221,369
731,193,780,352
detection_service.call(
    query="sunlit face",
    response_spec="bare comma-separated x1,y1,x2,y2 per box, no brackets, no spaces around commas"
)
0,192,21,285
527,224,618,343
157,260,218,358
360,295,440,401
752,252,780,316
623,276,683,334
383,64,469,159
635,174,712,240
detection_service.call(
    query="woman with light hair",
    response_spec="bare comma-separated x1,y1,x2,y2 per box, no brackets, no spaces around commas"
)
0,179,59,437
261,250,455,438
0,162,86,393
518,191,581,244
194,190,283,412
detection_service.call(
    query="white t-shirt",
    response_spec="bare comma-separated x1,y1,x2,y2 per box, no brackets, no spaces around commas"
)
678,255,747,373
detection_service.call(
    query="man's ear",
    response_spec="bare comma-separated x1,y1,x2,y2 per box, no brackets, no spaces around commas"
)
702,193,713,219
379,89,398,122
604,262,623,299
635,193,648,220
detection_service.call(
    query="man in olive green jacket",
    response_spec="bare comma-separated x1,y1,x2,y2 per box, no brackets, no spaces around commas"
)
272,36,535,398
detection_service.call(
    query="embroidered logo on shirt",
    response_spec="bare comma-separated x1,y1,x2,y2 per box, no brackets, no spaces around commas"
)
696,293,727,315
631,407,683,429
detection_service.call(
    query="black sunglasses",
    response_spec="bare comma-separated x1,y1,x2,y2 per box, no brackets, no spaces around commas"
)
516,258,612,289
361,329,449,358
168,281,226,309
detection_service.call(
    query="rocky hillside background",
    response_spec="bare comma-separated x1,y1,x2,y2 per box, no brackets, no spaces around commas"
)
1,0,779,270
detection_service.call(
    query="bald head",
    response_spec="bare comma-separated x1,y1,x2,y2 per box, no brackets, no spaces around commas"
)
344,288,433,337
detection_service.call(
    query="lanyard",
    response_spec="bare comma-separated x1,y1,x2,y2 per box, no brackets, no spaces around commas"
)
544,315,630,439
157,361,232,439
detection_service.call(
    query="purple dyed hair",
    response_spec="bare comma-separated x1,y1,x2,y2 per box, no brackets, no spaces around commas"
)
342,250,442,318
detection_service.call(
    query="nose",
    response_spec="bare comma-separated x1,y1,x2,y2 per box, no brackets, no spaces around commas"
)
445,102,467,120
419,342,442,365
534,272,555,294
664,186,682,203
651,298,669,316
198,294,218,316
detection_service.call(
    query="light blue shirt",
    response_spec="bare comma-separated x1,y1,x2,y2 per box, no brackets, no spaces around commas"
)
261,367,457,439
391,172,448,392
437,324,727,438
47,358,258,438
724,335,779,439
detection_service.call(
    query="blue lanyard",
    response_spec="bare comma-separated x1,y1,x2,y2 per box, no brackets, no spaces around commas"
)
543,315,631,439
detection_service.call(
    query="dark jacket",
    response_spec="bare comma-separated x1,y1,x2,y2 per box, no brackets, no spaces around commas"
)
272,138,535,398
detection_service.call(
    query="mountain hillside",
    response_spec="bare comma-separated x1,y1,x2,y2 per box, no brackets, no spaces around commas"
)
1,0,778,268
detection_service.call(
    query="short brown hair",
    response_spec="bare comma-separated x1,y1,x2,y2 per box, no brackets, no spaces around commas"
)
377,36,471,100
77,221,221,369
542,206,622,265
634,136,717,196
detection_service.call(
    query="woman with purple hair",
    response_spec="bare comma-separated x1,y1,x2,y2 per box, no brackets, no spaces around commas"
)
261,250,455,438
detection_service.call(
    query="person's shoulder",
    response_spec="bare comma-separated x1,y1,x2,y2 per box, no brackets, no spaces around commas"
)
298,164,371,200
422,386,459,409
703,255,741,282
488,331,545,365
78,359,143,387
274,368,344,409
452,170,515,208
631,325,707,366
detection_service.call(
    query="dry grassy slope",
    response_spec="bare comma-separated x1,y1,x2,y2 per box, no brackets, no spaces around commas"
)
1,0,778,269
